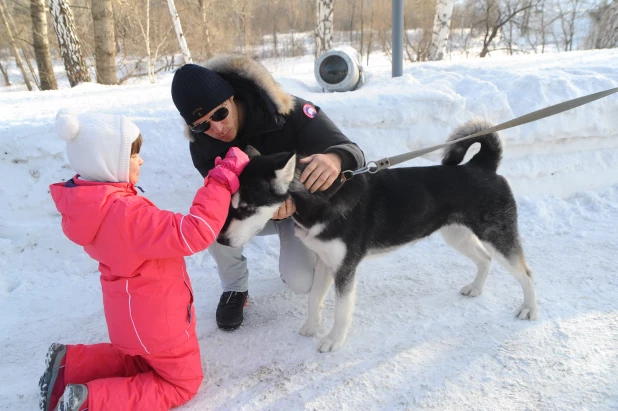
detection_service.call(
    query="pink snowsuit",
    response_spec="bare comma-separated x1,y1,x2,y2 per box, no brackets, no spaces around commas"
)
49,174,232,410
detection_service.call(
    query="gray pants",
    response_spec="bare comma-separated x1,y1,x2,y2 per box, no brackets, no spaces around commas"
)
209,218,317,294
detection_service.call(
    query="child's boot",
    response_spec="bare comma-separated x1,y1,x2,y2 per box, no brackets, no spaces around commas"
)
39,343,66,411
57,384,88,411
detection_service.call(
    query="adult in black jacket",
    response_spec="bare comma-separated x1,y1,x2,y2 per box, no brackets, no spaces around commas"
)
171,55,365,330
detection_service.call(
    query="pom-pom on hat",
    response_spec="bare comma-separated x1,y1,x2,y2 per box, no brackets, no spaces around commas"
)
171,64,234,126
56,108,140,183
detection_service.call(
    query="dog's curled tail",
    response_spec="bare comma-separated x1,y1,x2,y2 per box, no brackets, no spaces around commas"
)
441,120,503,172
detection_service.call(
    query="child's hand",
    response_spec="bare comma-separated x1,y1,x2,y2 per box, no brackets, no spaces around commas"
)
214,147,250,177
207,148,250,194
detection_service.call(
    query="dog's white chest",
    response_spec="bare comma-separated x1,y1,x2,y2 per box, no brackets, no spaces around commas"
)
295,223,347,271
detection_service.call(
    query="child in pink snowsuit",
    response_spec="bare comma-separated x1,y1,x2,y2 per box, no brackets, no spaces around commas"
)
40,109,249,411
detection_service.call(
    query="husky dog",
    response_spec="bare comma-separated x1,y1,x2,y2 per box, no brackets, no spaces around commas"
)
219,121,538,352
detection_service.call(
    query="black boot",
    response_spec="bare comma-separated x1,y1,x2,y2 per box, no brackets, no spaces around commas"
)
216,291,248,330
39,343,66,411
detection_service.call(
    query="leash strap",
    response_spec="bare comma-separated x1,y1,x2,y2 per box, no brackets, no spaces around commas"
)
342,87,618,178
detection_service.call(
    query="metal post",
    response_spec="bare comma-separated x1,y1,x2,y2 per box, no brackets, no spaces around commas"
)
392,0,403,77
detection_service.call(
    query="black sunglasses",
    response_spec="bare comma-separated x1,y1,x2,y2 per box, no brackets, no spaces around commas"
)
191,106,230,133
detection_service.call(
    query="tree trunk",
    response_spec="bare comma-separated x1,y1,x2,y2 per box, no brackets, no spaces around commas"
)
521,0,531,35
0,61,11,86
540,2,546,53
243,8,250,53
273,22,278,58
49,0,91,87
146,0,154,83
315,0,334,59
30,0,58,90
598,0,618,48
91,0,117,84
366,6,374,66
480,26,499,57
0,1,33,90
359,0,364,58
428,0,455,61
200,0,207,23
199,0,212,57
22,48,41,89
506,21,513,55
167,0,192,64
348,0,355,43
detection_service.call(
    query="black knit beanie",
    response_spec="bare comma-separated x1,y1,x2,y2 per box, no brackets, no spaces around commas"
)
171,64,235,125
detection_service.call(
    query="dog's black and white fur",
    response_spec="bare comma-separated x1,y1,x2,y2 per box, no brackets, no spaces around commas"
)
219,121,538,352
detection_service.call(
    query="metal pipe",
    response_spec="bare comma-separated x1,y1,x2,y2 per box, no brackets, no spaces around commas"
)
392,0,404,77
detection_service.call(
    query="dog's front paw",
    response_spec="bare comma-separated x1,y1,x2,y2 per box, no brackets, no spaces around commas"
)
317,333,345,352
515,303,538,320
460,283,483,297
299,320,319,337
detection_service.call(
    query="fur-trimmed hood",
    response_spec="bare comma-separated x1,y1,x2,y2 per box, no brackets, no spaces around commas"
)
205,55,294,115
182,54,294,142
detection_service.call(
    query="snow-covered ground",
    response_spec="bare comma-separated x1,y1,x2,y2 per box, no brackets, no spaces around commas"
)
1,49,618,410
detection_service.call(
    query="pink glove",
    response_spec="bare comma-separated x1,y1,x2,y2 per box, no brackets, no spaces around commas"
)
215,147,250,176
207,147,250,194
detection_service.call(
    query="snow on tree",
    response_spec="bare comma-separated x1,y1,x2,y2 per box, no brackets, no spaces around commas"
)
49,0,91,87
167,0,192,64
596,0,618,48
315,0,334,59
428,0,455,61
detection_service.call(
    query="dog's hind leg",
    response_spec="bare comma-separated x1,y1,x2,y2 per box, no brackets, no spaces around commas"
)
317,267,357,353
300,258,334,337
440,225,492,297
485,244,538,320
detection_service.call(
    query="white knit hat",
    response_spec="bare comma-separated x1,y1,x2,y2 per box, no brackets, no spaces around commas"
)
55,109,140,183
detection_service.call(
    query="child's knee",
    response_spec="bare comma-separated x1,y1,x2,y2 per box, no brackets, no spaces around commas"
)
170,373,203,408
183,377,202,400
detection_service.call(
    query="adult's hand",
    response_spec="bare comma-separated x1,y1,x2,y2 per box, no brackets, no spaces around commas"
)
272,198,296,220
299,153,342,193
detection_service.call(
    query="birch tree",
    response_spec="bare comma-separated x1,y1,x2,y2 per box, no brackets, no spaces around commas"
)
0,59,10,86
198,0,213,57
49,0,91,86
91,0,118,84
30,0,58,90
315,0,334,59
601,0,618,48
116,0,175,83
0,0,33,90
595,0,618,48
143,0,154,82
167,0,192,64
428,0,455,60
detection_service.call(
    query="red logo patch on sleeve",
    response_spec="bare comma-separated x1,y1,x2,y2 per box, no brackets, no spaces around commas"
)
303,104,317,119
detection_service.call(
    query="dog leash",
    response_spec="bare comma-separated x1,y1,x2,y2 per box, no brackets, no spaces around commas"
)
341,86,618,180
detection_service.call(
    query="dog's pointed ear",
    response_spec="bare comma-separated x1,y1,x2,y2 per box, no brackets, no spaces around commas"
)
244,145,261,159
272,153,296,195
